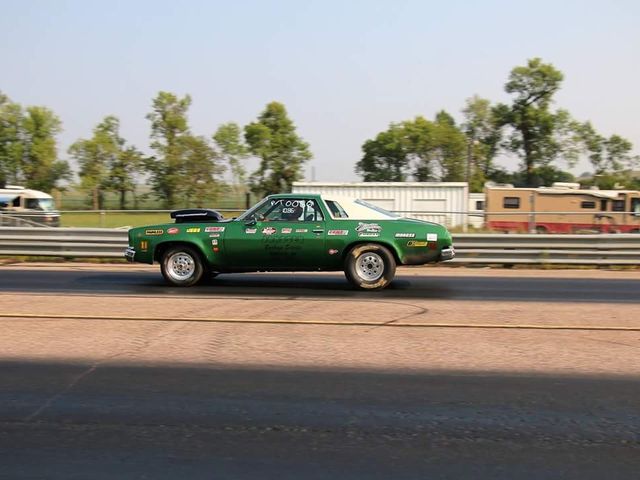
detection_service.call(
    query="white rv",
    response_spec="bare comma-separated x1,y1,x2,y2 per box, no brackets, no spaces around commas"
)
0,185,60,227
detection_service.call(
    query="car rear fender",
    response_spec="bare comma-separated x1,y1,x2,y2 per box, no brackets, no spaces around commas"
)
154,240,212,266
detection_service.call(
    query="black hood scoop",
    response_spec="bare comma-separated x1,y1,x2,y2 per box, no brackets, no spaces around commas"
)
171,209,224,223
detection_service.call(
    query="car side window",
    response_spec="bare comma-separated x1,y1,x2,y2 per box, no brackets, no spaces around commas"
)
252,199,323,222
326,200,348,218
303,200,324,222
26,199,42,210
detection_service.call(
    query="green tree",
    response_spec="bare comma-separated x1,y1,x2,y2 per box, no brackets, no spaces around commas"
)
510,165,575,187
498,58,566,186
402,116,436,180
181,135,223,207
146,92,192,208
484,166,514,185
69,115,143,209
461,95,503,191
356,112,467,182
213,122,248,193
69,116,119,209
20,106,70,192
69,134,105,209
0,93,24,185
356,123,412,181
496,58,638,186
245,102,312,196
431,111,467,181
580,121,638,175
108,145,144,210
1,96,70,192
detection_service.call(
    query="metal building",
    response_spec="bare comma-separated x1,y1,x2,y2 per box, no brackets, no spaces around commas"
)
292,182,469,228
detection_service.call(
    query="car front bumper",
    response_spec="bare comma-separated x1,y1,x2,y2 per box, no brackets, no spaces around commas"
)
124,246,136,262
440,246,455,261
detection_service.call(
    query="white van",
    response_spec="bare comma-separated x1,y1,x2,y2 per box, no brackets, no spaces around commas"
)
0,185,60,227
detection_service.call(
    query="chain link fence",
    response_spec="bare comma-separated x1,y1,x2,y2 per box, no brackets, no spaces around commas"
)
3,208,640,234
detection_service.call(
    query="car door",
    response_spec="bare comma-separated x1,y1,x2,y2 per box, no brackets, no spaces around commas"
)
223,198,327,270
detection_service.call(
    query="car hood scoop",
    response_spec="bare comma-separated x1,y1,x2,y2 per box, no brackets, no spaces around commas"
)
171,209,225,223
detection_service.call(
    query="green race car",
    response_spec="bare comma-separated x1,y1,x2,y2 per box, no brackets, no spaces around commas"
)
125,193,455,290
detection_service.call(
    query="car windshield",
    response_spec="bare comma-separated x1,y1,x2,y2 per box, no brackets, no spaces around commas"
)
238,198,323,222
25,198,55,211
353,199,401,218
237,198,269,221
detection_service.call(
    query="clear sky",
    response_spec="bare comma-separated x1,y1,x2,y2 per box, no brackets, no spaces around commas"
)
1,0,638,181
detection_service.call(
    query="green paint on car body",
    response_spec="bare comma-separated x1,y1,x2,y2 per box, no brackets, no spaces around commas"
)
126,193,454,275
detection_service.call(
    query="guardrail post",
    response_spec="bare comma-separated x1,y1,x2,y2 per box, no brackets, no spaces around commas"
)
528,192,536,233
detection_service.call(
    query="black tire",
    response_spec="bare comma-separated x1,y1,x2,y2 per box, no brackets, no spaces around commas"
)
344,243,396,290
160,246,205,287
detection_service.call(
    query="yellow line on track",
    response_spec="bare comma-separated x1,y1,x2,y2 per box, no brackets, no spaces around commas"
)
1,313,639,332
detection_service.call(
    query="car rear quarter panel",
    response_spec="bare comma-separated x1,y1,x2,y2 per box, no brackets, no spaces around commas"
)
330,219,448,266
128,224,215,266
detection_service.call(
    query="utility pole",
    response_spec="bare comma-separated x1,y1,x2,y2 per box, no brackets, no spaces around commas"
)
466,140,472,184
466,139,479,185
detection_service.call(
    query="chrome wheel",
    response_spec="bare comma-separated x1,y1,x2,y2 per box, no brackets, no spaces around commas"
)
344,244,396,290
355,252,384,281
166,252,196,281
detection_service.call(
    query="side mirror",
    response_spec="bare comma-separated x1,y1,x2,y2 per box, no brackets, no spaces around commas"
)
244,216,257,226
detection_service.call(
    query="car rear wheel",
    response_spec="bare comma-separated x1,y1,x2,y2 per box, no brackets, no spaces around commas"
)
161,246,204,287
344,244,396,290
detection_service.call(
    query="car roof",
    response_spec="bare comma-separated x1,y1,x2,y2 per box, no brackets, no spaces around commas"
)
268,193,321,199
267,193,399,219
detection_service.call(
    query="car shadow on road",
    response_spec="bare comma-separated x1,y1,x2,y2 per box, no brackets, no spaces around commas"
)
4,268,640,303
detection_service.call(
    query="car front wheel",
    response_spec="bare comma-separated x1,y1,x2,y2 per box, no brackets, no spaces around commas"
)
344,244,396,290
161,246,204,287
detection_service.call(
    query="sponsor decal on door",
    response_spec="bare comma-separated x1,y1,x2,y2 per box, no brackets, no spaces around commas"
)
356,222,382,233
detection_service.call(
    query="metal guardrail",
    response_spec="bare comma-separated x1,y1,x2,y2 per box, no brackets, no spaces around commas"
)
0,227,639,265
453,234,640,265
0,227,128,258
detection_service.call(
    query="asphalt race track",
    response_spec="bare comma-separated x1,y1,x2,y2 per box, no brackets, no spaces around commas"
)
1,267,640,303
1,266,639,479
2,364,639,480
